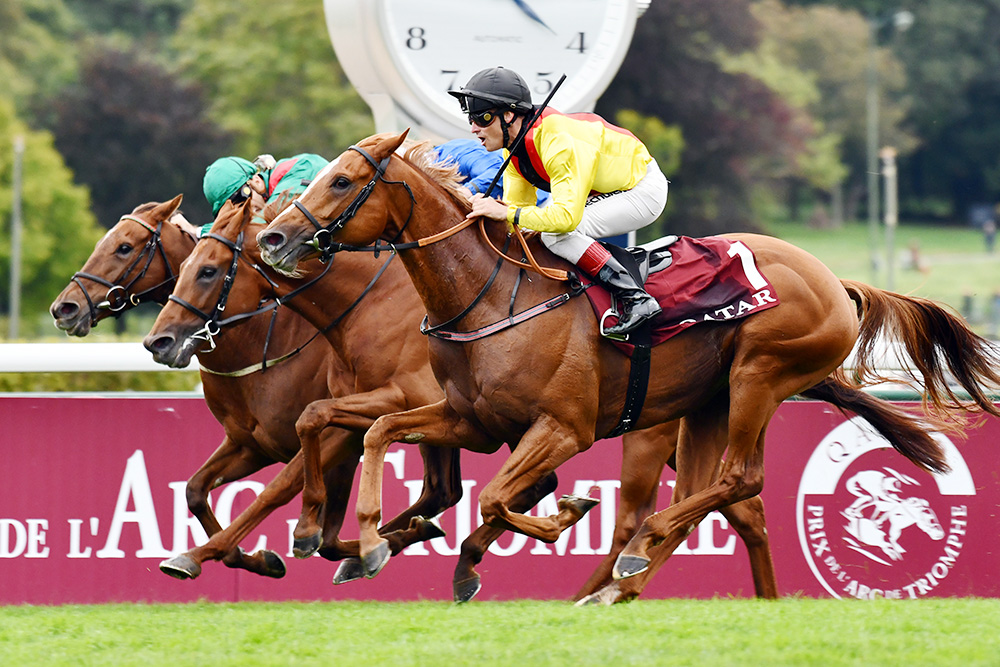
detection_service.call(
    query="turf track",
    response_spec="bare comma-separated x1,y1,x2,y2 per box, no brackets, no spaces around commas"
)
2,598,998,665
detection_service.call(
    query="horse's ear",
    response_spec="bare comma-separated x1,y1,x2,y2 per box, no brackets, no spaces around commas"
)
150,194,184,221
374,129,410,160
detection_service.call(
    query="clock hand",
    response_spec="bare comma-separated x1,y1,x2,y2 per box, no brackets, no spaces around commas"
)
510,0,556,34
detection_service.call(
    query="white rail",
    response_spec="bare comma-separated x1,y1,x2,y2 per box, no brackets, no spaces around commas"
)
0,343,193,372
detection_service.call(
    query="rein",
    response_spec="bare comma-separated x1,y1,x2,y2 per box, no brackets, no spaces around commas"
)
291,143,578,342
71,214,186,324
170,227,392,375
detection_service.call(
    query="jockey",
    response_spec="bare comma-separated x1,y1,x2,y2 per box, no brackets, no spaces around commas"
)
200,153,328,236
449,67,669,336
434,138,550,206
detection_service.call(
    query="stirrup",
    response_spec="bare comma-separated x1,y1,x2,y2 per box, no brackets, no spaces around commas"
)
600,308,629,342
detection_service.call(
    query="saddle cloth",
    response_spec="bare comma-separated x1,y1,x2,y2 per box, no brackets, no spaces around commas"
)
585,235,781,354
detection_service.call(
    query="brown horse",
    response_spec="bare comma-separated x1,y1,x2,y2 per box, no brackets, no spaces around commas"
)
141,198,462,581
257,131,1000,602
153,195,776,601
49,196,339,577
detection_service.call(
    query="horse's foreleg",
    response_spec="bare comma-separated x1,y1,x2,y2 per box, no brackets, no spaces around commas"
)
452,466,560,603
378,445,463,552
573,422,676,601
159,436,278,580
356,400,495,579
474,414,597,543
292,388,405,557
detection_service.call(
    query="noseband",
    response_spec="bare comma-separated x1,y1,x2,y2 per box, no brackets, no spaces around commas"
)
71,215,182,324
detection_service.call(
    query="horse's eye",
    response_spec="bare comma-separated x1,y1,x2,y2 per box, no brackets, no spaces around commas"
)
116,243,133,255
197,266,218,280
332,176,351,190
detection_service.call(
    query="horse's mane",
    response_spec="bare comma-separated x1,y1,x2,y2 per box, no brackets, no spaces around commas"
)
399,140,474,214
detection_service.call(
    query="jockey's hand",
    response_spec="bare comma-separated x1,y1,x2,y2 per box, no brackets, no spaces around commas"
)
466,193,509,222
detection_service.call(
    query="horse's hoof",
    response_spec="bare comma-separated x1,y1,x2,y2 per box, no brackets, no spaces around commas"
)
259,549,287,578
559,494,600,517
292,531,322,559
332,557,365,585
362,541,391,579
575,582,621,607
412,516,446,540
613,554,650,580
159,554,201,580
453,575,482,604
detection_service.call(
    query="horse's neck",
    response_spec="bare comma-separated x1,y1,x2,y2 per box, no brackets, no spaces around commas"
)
393,189,526,326
262,249,419,361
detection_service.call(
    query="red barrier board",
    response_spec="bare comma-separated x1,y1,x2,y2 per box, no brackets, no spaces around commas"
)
1,396,997,604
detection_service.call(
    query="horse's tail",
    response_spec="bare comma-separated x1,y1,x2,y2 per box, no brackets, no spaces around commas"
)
800,375,949,474
841,279,1000,422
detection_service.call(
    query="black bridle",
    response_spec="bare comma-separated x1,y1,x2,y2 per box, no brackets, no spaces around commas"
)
167,229,282,353
292,145,415,261
71,215,185,325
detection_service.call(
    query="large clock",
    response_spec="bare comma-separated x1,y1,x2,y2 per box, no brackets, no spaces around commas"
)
324,0,647,141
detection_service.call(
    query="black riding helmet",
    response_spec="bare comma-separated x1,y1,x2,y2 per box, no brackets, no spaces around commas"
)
448,67,534,115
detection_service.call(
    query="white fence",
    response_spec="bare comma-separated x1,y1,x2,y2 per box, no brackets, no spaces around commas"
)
0,342,192,373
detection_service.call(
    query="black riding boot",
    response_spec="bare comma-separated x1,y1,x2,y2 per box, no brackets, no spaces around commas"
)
594,255,662,337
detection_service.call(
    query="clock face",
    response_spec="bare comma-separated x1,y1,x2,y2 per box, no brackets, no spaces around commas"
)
375,0,636,133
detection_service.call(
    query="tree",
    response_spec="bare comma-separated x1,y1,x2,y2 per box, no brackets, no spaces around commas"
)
598,0,815,236
0,99,104,336
51,45,234,226
0,0,81,124
171,0,374,160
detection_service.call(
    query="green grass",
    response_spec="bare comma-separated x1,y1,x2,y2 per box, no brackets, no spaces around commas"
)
764,221,1000,334
1,598,998,666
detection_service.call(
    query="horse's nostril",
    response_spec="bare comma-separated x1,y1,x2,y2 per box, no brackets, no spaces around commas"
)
145,335,174,353
54,302,79,319
260,232,284,249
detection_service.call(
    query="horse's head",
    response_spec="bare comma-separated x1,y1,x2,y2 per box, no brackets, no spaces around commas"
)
144,198,267,368
905,497,946,540
50,195,188,336
258,131,410,274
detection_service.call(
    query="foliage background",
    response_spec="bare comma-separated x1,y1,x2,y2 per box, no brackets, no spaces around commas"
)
2,0,1000,340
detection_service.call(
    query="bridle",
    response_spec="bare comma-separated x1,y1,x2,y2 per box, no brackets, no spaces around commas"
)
167,228,285,353
293,145,415,261
71,214,187,325
166,224,391,373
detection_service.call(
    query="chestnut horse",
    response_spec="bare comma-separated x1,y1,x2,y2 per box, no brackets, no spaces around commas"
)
152,195,776,601
258,131,1000,602
50,196,336,577
50,196,457,581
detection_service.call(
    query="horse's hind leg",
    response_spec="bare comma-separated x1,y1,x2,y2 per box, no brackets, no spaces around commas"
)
719,496,777,599
613,394,774,585
573,422,675,601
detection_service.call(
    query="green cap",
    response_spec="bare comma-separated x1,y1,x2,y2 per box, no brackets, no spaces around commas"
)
203,157,258,215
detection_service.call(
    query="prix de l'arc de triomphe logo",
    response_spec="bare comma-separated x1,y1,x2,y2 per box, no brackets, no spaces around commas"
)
796,416,976,599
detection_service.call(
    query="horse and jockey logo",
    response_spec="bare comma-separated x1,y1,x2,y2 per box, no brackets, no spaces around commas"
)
796,416,976,599
840,468,945,565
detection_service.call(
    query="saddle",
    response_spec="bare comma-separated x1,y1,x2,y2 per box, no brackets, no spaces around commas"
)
602,235,679,286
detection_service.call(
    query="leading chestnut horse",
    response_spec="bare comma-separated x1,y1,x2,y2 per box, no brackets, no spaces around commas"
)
258,131,1000,602
152,195,776,601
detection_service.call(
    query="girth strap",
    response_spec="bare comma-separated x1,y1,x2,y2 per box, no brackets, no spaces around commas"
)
605,323,652,438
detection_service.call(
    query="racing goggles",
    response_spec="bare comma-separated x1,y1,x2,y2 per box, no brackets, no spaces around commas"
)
468,109,499,128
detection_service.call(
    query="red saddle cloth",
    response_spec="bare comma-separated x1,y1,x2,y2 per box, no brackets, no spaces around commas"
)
586,236,781,353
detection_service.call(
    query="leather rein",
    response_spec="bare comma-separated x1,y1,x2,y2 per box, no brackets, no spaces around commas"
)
290,145,578,342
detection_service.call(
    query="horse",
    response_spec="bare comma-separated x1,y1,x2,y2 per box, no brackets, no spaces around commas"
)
256,131,1000,604
50,196,456,581
152,194,776,601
